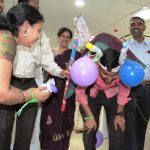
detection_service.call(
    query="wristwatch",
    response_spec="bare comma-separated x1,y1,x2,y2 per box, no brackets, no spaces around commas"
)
116,111,124,117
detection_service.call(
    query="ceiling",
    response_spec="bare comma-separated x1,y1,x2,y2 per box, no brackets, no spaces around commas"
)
3,0,150,47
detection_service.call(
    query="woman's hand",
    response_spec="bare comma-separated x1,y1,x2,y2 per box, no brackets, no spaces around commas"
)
114,115,125,132
84,119,97,133
60,69,70,79
25,87,51,102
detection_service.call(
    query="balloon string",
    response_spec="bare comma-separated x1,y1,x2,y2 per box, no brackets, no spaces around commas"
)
16,91,38,116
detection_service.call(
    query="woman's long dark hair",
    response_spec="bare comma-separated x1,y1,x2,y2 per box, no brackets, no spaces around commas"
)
0,3,44,36
0,15,9,30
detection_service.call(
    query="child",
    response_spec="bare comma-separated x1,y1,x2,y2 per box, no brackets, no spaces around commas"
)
76,33,131,150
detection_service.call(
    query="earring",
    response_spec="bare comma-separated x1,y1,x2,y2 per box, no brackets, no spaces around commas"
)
23,30,27,37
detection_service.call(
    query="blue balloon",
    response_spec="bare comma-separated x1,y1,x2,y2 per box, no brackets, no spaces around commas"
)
119,60,145,87
96,130,103,148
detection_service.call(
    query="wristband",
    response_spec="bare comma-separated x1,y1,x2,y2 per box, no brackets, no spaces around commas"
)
84,116,94,120
116,111,124,117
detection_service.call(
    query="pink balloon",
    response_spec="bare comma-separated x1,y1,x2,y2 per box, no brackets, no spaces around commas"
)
70,56,98,86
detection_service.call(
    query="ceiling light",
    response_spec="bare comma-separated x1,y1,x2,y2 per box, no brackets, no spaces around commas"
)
74,0,85,7
47,38,50,42
134,8,150,20
142,6,148,10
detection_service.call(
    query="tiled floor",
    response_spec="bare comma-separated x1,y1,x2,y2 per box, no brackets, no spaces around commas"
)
69,122,150,150
144,122,150,150
69,131,108,150
11,108,150,150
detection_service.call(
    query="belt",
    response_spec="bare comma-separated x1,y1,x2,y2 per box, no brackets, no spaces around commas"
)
142,80,150,85
12,76,34,82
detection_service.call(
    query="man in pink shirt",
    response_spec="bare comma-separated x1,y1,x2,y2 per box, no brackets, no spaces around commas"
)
76,33,132,150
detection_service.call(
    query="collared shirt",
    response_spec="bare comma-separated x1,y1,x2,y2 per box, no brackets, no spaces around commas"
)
120,38,150,80
76,75,130,106
13,31,62,78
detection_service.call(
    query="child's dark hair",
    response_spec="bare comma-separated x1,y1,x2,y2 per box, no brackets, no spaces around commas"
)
57,27,73,39
100,49,120,71
18,0,30,4
0,4,44,36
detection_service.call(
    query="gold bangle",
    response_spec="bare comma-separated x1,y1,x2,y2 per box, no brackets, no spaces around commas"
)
18,90,26,103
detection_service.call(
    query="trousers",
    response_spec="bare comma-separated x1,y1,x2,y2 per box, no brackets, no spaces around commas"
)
0,77,38,150
131,84,150,150
80,91,136,150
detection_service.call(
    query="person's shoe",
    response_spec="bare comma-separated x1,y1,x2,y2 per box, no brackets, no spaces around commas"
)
74,128,84,133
